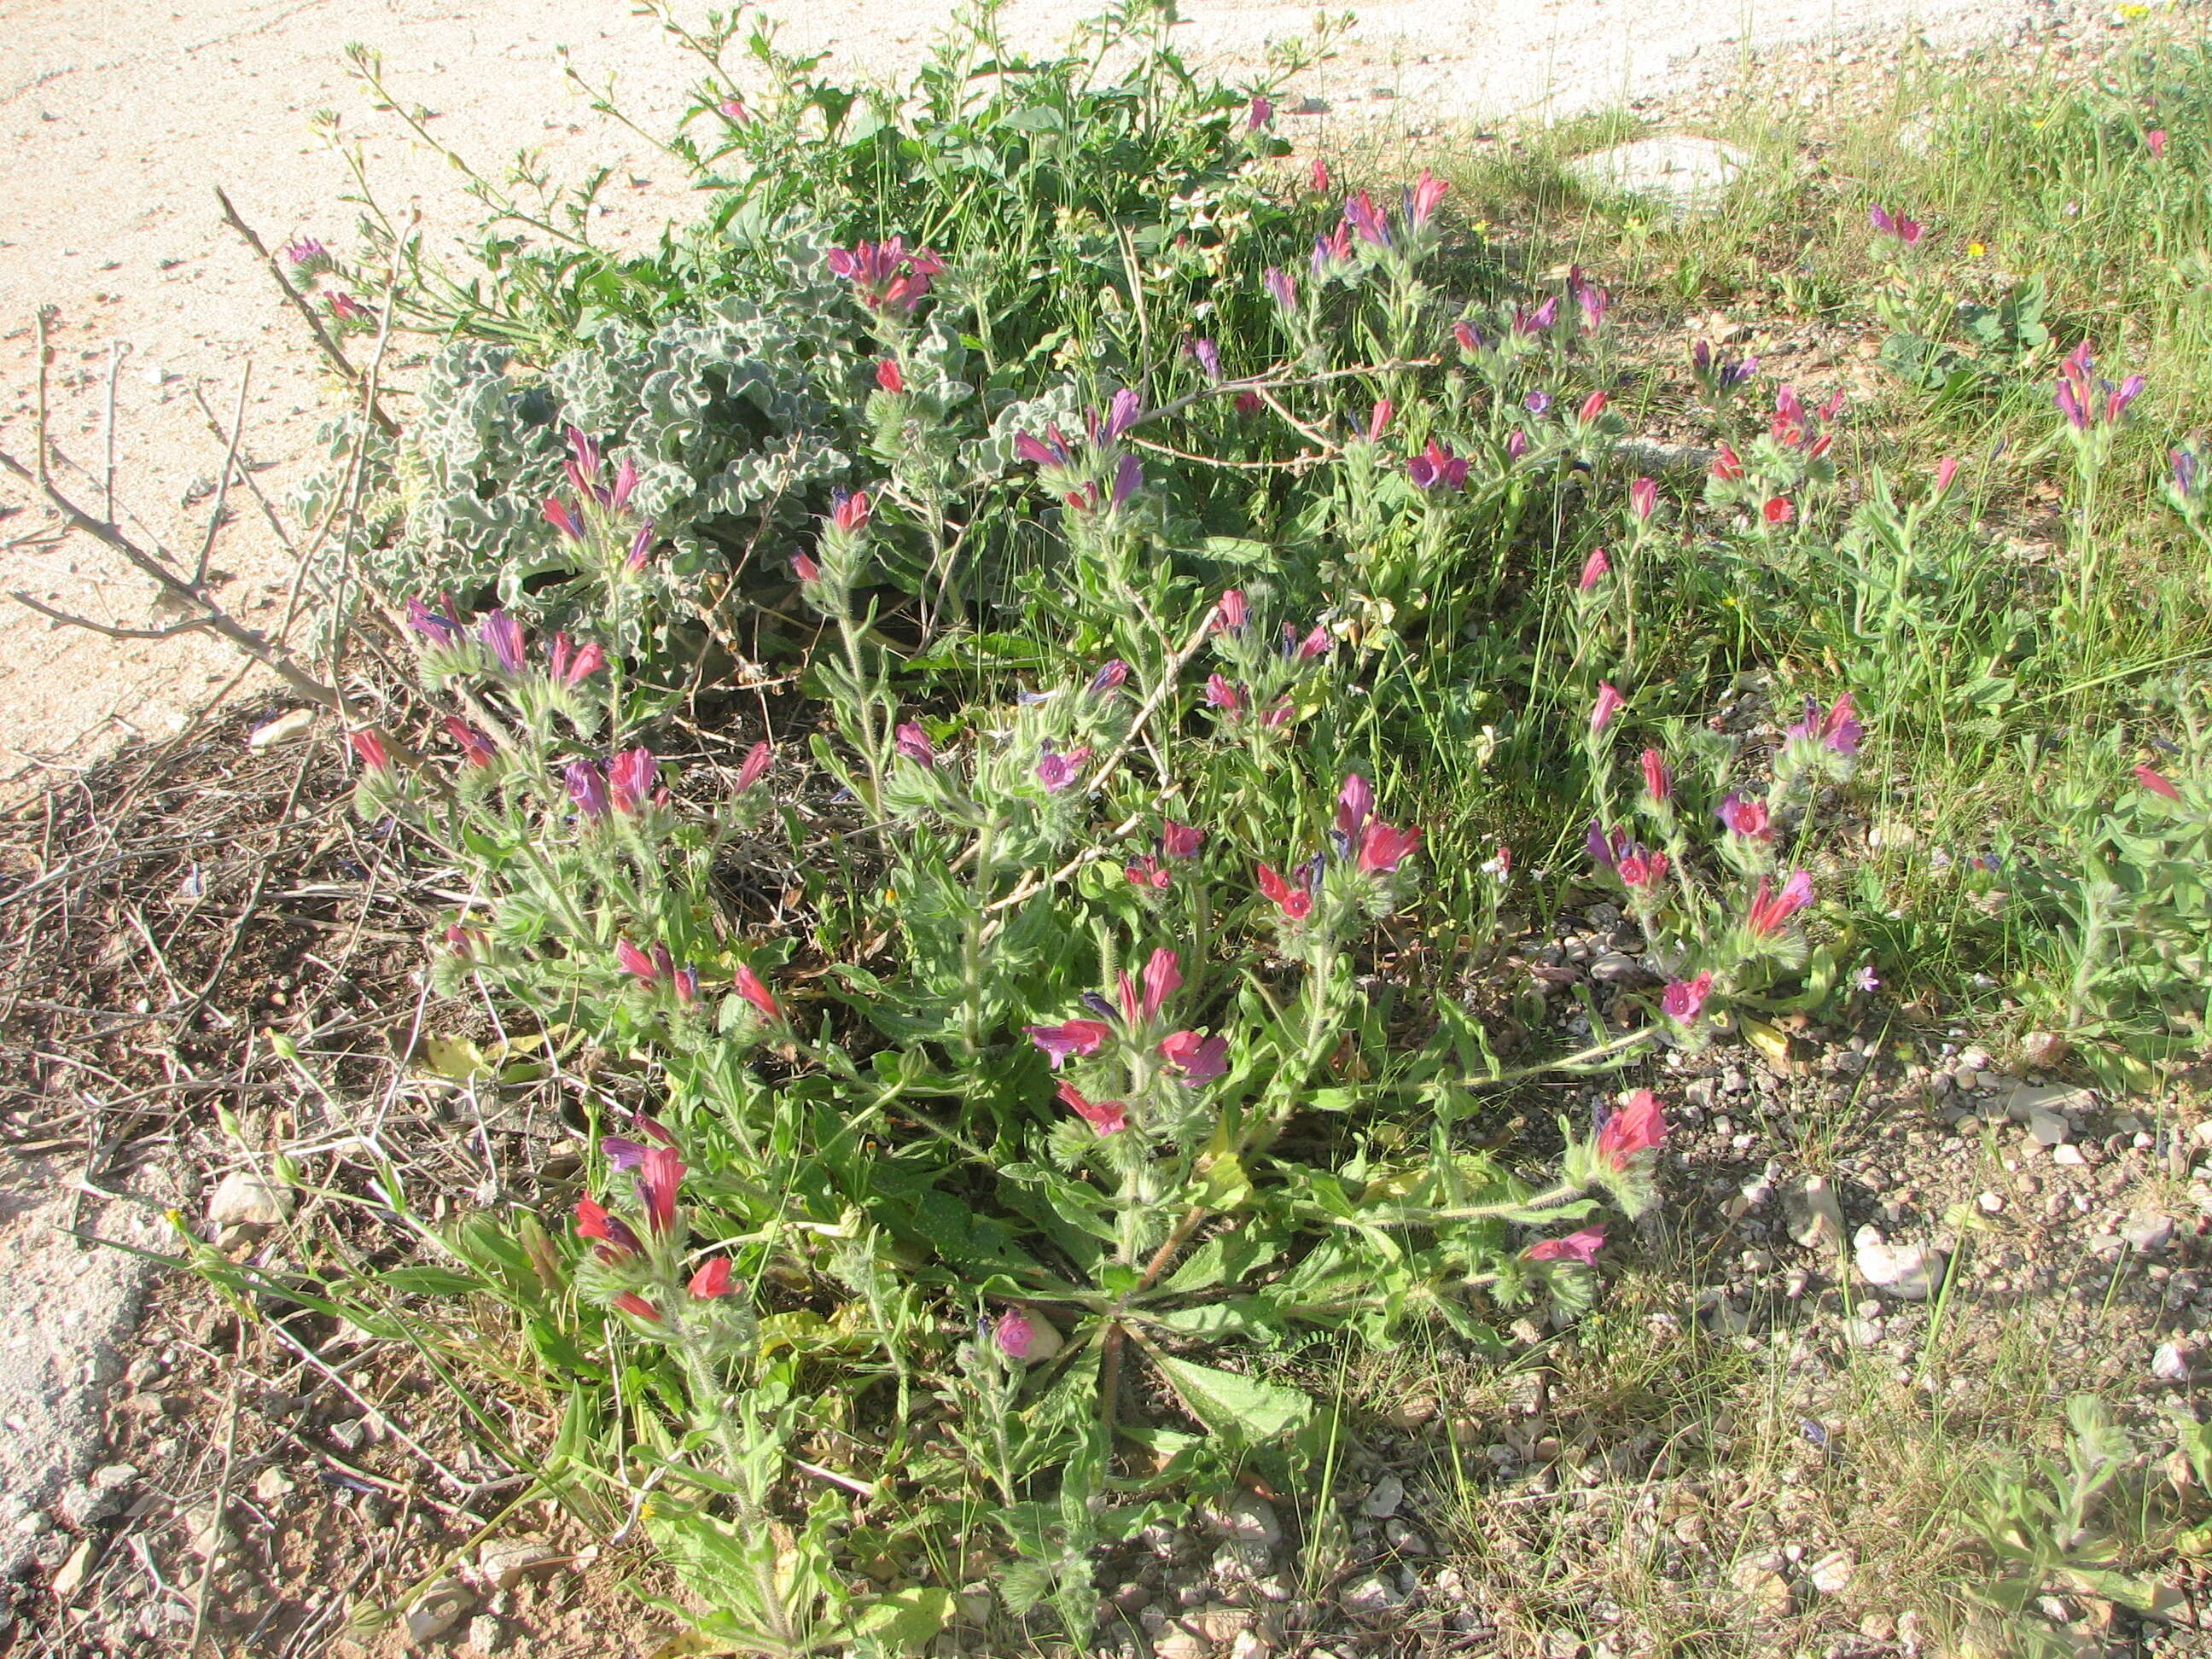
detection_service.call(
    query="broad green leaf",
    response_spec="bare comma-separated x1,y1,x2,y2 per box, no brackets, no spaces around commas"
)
1150,1353,1314,1443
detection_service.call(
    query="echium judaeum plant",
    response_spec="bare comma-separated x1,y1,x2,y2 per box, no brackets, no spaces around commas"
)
303,129,1867,1648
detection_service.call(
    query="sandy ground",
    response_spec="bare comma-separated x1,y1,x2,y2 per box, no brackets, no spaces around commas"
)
0,0,2044,792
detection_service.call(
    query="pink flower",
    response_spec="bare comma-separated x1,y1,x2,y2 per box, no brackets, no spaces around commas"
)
1264,266,1297,310
1786,695,1863,756
1160,1031,1231,1086
1661,972,1714,1023
616,940,661,986
1291,623,1331,661
549,632,604,686
994,1307,1039,1358
791,552,822,583
1310,156,1330,193
1578,547,1610,591
565,760,609,820
1578,390,1610,423
1453,319,1486,356
637,1144,686,1237
1718,794,1770,839
1746,870,1814,938
1590,681,1627,731
1629,477,1657,521
894,723,936,765
609,1291,661,1323
1213,589,1249,633
1336,773,1374,838
1126,857,1170,890
825,236,944,314
689,1258,735,1299
1639,748,1671,803
1026,1019,1111,1068
1933,456,1960,498
736,742,772,791
575,1197,643,1261
624,521,656,573
1869,204,1925,246
1711,443,1743,482
1527,1227,1605,1265
1057,1082,1127,1135
1356,820,1422,874
1405,168,1447,228
2138,765,2181,800
718,96,752,124
733,963,780,1023
2149,128,2169,159
1367,399,1394,442
1596,1089,1668,1169
1257,862,1313,921
349,731,392,772
1204,674,1245,713
1763,496,1795,526
607,747,659,815
1161,820,1205,860
876,358,905,393
831,489,871,535
1615,847,1668,888
1138,949,1181,1022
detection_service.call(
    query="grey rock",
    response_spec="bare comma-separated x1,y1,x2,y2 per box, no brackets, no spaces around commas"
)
405,1580,475,1644
1362,1474,1405,1519
2123,1211,2177,1254
1567,137,1749,213
2154,1342,2196,1382
1342,1573,1408,1621
1202,1492,1280,1548
1784,1176,1846,1252
1806,1551,1854,1594
465,1614,504,1653
2026,1109,2069,1147
475,1543,563,1592
207,1170,291,1231
2005,1082,2095,1124
1853,1225,1945,1300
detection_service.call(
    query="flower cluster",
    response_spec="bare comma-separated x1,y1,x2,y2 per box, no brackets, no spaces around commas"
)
1255,774,1421,943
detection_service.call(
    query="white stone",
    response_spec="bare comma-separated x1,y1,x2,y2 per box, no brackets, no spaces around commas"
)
207,1170,291,1231
1784,1177,1846,1252
2123,1211,2176,1254
1806,1551,1854,1594
1566,137,1749,214
1203,1492,1280,1548
1362,1474,1405,1519
245,707,317,749
1854,1225,1945,1300
1342,1574,1407,1621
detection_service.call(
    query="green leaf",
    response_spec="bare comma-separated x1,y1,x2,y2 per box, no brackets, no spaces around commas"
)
843,1586,955,1654
1150,1352,1314,1443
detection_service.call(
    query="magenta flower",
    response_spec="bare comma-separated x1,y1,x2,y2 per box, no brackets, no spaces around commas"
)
1213,589,1249,634
1247,95,1273,130
348,731,391,772
1718,794,1771,840
1527,1227,1605,1265
1869,204,1926,246
995,1307,1039,1359
1015,425,1076,469
1596,1089,1668,1169
1746,870,1814,938
1571,269,1610,329
575,1198,643,1262
1933,456,1960,498
1264,266,1297,310
616,939,661,986
283,237,333,275
1160,1030,1231,1086
1087,659,1130,698
876,357,905,394
1506,428,1529,461
625,521,657,573
1343,189,1392,248
1525,390,1552,416
1101,388,1144,444
1312,223,1355,276
1035,742,1091,792
564,760,609,820
1027,1019,1112,1068
1190,338,1223,382
1578,548,1610,591
1057,1081,1127,1135
1590,681,1627,731
1785,694,1863,756
1161,820,1204,859
1108,453,1144,511
1407,439,1469,492
1453,319,1487,356
479,611,527,676
1126,857,1170,890
543,495,586,541
1367,399,1394,442
1204,674,1245,713
1578,389,1610,423
445,717,497,768
405,594,465,647
1289,622,1331,661
548,632,605,687
327,291,371,324
1629,476,1657,521
1615,844,1667,888
607,747,659,815
825,236,944,314
1661,971,1714,1023
1511,296,1558,335
830,490,871,535
894,723,936,765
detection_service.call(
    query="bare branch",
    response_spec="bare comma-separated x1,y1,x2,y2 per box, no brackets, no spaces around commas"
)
6,591,213,641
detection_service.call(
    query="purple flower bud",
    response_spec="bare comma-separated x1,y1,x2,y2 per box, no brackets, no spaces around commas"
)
1264,266,1297,310
626,520,657,573
1190,339,1222,382
1104,387,1143,443
1109,452,1144,509
480,611,526,676
565,760,609,820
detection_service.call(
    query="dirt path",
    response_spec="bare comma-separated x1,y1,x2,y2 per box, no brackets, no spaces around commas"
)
0,0,2033,788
